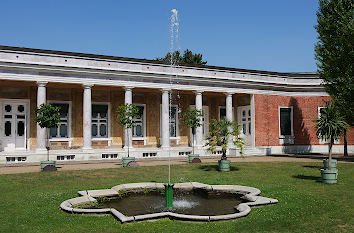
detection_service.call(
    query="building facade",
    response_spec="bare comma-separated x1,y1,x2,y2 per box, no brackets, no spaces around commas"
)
0,46,353,164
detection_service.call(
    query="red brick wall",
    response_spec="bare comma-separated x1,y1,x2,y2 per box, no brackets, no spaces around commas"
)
254,94,354,146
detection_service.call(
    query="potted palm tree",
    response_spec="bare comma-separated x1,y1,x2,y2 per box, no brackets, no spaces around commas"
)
182,107,203,162
34,103,61,171
315,101,348,184
116,103,141,167
206,119,244,171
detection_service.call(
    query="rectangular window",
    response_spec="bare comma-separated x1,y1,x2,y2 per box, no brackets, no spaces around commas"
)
279,107,292,136
92,104,108,138
170,106,177,137
219,107,226,120
50,103,69,138
133,105,145,137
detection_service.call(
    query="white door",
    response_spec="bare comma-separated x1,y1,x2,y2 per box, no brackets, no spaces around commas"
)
2,103,27,151
237,105,252,146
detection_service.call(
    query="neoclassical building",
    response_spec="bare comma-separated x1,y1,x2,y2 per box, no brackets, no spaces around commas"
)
0,46,352,163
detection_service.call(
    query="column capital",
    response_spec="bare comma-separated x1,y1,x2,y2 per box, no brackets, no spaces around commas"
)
161,88,171,93
225,92,235,96
37,81,48,87
124,86,134,91
83,84,93,89
194,90,204,95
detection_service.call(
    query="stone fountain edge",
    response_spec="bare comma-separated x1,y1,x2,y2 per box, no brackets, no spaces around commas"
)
60,182,278,223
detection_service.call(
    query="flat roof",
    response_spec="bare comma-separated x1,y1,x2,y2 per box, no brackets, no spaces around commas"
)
0,45,317,77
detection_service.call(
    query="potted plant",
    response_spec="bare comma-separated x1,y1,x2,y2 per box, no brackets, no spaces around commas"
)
34,103,61,170
182,107,203,162
314,101,348,184
117,103,141,167
206,119,244,171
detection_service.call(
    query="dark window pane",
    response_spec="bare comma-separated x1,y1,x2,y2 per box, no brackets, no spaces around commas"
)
52,103,69,115
5,105,11,112
280,108,292,136
92,124,98,137
60,124,67,137
136,125,142,137
99,124,107,137
249,123,251,135
50,127,57,137
138,106,144,118
92,104,108,114
5,121,11,136
17,121,24,136
220,108,226,119
170,124,176,137
18,105,24,112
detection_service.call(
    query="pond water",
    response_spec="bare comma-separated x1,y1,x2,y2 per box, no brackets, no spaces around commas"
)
98,190,243,216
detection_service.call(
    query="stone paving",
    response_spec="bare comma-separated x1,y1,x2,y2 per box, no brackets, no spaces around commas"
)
0,155,352,175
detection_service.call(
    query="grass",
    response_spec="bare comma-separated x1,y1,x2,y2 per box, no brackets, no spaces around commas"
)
0,161,353,233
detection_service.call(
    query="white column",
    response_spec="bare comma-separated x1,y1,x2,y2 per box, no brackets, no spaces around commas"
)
124,87,133,149
161,89,170,149
83,84,92,150
250,94,256,148
36,81,47,151
195,91,203,149
226,92,234,146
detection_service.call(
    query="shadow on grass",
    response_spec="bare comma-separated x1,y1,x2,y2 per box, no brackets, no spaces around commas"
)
303,165,323,169
292,174,322,182
198,165,239,172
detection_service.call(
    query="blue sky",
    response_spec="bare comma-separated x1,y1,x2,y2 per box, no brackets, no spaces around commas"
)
0,1,319,72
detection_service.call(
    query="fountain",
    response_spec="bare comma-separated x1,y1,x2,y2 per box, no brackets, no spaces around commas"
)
60,9,278,223
164,8,179,209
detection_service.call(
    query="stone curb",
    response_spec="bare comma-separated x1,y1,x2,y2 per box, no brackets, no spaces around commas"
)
60,182,278,223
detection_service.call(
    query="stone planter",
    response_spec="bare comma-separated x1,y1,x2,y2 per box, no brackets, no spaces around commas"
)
188,154,200,163
40,160,56,170
323,159,337,170
321,169,338,184
218,159,231,172
122,157,135,167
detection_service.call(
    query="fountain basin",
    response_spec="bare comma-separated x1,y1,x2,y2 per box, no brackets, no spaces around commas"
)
60,182,278,223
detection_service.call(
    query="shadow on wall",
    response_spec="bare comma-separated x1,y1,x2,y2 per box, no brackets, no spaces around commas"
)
283,97,312,154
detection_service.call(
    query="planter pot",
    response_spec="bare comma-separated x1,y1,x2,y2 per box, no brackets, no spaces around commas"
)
122,157,136,167
218,159,231,172
188,154,200,163
40,160,56,170
323,159,337,170
321,169,338,184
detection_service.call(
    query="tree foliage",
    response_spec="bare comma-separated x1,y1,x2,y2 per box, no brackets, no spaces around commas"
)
182,107,203,154
314,0,354,125
155,49,207,65
34,104,61,129
182,107,203,134
314,101,349,169
116,103,141,157
205,119,244,160
116,103,141,129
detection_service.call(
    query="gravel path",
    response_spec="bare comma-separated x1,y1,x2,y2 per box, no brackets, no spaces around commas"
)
0,155,352,175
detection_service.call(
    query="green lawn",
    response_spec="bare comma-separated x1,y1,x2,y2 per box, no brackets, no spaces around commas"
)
1,162,353,233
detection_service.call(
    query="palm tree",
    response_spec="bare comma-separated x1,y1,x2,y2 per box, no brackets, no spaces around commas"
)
315,101,349,170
